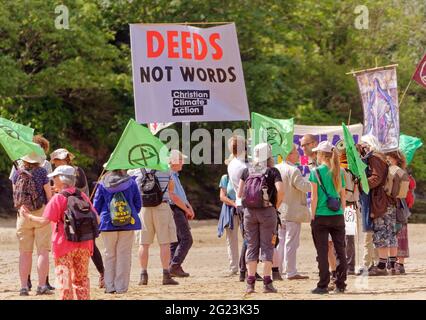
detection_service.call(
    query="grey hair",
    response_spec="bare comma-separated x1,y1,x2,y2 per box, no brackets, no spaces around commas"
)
58,174,76,187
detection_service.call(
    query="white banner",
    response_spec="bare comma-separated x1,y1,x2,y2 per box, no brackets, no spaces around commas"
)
130,23,250,123
344,206,357,236
149,122,174,135
293,123,364,177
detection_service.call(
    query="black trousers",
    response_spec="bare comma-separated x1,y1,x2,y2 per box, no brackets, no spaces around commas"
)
345,235,355,272
237,206,247,273
170,205,193,266
311,215,347,290
91,242,105,274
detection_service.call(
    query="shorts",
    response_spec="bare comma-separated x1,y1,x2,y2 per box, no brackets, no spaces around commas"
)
16,206,51,253
139,203,177,245
373,206,397,248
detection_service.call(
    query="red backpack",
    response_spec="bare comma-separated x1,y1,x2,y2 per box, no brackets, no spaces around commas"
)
13,170,44,211
405,175,416,209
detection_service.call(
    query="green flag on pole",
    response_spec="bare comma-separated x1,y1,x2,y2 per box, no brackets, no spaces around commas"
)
105,119,170,171
342,123,369,194
251,112,294,159
0,128,44,162
0,117,34,142
399,134,423,165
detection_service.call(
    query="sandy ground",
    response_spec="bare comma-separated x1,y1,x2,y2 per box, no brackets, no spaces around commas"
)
1,218,426,300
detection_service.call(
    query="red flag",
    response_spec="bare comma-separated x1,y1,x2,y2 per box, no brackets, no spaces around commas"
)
412,53,426,89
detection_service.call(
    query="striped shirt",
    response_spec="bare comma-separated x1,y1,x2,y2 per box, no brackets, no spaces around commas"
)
128,168,171,201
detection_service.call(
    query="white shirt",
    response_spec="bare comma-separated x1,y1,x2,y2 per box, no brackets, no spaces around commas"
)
227,155,247,206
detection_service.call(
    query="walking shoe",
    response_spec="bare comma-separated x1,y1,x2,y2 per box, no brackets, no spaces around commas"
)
287,274,309,280
170,264,190,278
36,286,53,295
263,282,278,293
104,289,116,294
139,272,148,285
391,268,397,275
226,270,238,277
397,264,406,275
311,287,329,294
246,282,255,294
27,276,32,291
19,288,29,296
46,276,55,291
239,271,246,282
368,266,388,276
334,287,345,294
255,273,263,281
163,272,179,285
99,273,105,289
272,271,283,281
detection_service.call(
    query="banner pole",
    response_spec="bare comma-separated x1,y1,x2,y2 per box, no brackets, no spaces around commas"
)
346,64,398,76
399,78,413,108
347,109,352,126
90,168,106,201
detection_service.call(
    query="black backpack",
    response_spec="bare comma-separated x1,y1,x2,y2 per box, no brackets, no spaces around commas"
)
140,168,168,207
60,190,99,242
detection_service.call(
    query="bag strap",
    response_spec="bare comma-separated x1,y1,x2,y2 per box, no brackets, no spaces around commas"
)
314,169,330,197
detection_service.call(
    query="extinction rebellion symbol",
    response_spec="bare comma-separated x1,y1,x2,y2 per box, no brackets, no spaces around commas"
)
0,125,20,140
128,144,160,167
266,127,283,147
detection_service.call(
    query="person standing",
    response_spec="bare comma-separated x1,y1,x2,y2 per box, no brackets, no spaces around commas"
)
93,169,142,294
168,150,195,277
309,141,347,294
237,143,284,294
13,152,53,296
50,148,105,288
275,144,311,280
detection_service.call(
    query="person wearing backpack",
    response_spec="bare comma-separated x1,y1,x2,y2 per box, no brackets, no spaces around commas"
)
93,169,142,294
358,135,397,277
309,141,347,294
128,166,179,286
12,152,53,296
386,151,410,275
50,148,106,289
21,165,99,300
237,143,284,294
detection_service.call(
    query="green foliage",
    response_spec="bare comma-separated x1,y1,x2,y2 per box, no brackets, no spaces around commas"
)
1,0,426,215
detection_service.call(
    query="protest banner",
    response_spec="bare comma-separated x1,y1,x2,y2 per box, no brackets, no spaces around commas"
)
354,66,399,152
412,53,426,89
130,23,249,123
149,122,174,135
344,206,357,236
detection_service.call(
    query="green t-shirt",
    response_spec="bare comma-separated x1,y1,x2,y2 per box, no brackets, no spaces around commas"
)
309,164,346,216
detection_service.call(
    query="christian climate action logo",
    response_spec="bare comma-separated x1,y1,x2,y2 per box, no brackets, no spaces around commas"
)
172,90,210,116
128,144,160,166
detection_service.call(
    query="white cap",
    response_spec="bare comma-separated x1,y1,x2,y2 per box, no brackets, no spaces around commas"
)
50,148,75,162
253,143,272,163
21,152,44,164
312,141,335,153
360,134,381,152
168,149,188,164
47,165,76,178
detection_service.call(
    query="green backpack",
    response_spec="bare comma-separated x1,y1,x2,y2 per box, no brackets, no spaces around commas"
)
109,192,132,227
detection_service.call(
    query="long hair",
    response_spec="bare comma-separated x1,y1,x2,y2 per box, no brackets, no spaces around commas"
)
386,150,407,169
318,149,342,192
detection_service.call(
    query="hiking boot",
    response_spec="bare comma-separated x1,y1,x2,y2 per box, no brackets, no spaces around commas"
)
170,264,190,278
255,273,263,281
99,273,105,289
311,287,329,294
287,274,309,280
263,282,278,293
46,276,55,291
368,266,388,276
246,282,255,294
272,271,283,281
19,288,29,296
139,272,148,285
36,286,53,295
239,271,246,282
391,268,397,275
163,272,179,285
27,276,32,291
397,264,406,275
334,287,345,294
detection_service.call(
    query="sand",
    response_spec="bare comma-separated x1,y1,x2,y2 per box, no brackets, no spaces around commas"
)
1,218,426,300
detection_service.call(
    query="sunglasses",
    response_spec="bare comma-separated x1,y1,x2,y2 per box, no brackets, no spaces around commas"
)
301,141,315,148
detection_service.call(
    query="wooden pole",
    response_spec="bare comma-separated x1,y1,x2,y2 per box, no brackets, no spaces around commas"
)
346,64,398,76
347,109,352,126
399,78,413,108
90,168,106,201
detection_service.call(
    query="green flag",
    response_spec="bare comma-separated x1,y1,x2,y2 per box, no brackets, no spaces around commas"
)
105,119,170,171
399,134,423,165
0,127,44,162
342,123,369,194
0,117,34,142
251,112,294,159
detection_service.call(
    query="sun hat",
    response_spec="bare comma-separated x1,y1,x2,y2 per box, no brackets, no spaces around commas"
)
47,165,76,178
50,148,75,162
21,152,44,164
253,143,272,163
312,141,335,153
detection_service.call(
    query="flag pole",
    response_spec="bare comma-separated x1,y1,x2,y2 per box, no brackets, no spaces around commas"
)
347,109,352,126
345,64,398,76
90,168,106,201
399,78,413,108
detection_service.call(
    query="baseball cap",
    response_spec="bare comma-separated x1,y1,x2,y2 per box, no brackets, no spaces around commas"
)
253,143,272,163
312,141,335,153
50,148,75,162
47,165,76,178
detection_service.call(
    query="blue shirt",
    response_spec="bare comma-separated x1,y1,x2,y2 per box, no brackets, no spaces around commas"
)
170,171,188,205
219,174,236,200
